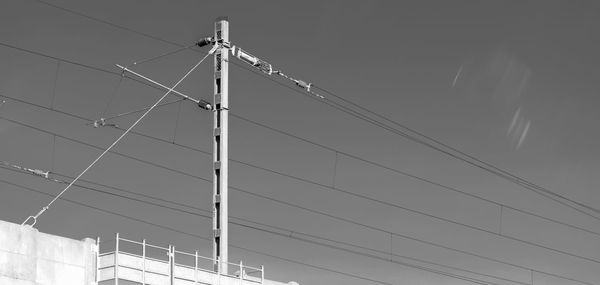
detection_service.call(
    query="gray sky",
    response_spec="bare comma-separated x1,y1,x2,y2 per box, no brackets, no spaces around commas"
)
1,1,600,284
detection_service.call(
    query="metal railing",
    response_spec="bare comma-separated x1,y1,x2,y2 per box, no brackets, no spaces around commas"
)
96,233,264,284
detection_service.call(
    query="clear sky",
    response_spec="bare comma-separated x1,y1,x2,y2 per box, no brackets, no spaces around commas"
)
1,1,599,284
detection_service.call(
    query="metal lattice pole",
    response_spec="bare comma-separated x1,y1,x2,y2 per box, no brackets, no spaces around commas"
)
212,16,229,275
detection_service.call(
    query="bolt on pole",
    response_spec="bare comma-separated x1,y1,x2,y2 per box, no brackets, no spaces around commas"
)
212,16,229,275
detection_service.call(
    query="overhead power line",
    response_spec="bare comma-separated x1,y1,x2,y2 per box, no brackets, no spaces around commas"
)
207,40,600,222
8,2,597,284
0,165,528,285
3,163,594,285
233,60,600,221
2,165,585,285
0,178,393,285
20,52,212,227
0,40,213,110
2,2,596,276
2,114,600,277
90,98,185,128
6,170,543,285
125,43,197,68
27,0,600,220
2,80,600,264
4,40,598,244
5,89,600,245
2,162,594,285
227,114,600,238
1,41,596,242
3,28,595,239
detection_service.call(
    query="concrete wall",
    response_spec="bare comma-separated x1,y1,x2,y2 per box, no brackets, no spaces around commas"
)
0,220,96,285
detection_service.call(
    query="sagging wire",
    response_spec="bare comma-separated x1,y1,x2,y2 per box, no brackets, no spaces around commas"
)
50,61,60,110
94,75,125,128
91,98,185,128
21,51,213,228
50,135,56,174
125,42,197,69
229,45,324,99
172,99,183,143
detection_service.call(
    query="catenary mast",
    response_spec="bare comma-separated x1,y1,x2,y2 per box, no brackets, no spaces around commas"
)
212,16,229,274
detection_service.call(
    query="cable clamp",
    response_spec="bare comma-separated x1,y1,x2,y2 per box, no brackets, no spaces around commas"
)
92,118,119,129
29,168,49,179
93,118,105,128
293,79,312,92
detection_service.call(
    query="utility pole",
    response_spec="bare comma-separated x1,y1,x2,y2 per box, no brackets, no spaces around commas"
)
114,15,317,277
212,16,229,274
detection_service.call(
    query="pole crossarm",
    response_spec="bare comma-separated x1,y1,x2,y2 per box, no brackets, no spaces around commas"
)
117,64,214,109
21,53,211,227
89,64,215,127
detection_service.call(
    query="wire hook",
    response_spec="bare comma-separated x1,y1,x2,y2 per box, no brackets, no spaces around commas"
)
22,216,37,227
21,206,46,227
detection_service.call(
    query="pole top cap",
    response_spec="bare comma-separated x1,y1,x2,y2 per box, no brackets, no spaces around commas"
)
216,16,229,22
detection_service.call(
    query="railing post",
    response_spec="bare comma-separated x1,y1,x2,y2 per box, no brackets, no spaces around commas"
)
217,257,221,285
115,233,119,285
217,257,221,276
261,265,264,284
169,245,174,285
142,239,146,285
239,260,243,284
95,237,100,284
194,250,198,284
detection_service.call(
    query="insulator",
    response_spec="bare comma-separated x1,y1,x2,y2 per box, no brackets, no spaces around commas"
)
28,168,49,179
198,99,212,110
196,37,214,47
295,80,312,91
237,49,258,66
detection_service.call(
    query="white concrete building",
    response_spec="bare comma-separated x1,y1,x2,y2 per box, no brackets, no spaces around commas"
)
0,220,297,285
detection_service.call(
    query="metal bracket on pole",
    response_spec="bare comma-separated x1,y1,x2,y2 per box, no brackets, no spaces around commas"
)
116,64,213,110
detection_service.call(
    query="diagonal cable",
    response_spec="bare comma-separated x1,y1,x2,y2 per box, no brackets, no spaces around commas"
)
26,0,599,219
2,113,598,284
0,167,531,285
20,52,211,227
0,39,598,282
